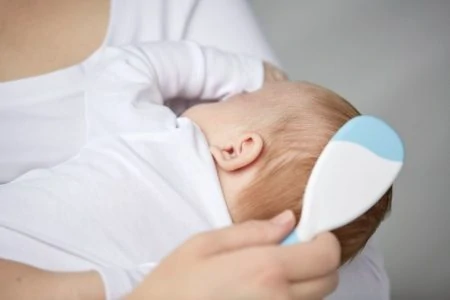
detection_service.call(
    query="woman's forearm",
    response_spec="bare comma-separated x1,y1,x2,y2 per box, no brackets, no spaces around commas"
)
0,259,105,300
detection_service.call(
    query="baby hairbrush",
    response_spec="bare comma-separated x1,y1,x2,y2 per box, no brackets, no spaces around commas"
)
282,115,404,245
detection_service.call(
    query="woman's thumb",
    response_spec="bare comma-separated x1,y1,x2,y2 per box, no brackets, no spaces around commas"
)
195,210,296,257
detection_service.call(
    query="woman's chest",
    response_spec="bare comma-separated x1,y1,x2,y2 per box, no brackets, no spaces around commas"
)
0,0,109,82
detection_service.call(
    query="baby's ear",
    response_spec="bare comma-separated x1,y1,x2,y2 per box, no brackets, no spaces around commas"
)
210,133,264,172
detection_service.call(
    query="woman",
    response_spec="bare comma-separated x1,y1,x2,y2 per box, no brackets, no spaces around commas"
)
0,0,388,299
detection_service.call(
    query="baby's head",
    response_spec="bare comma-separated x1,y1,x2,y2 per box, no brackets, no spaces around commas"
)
183,81,392,264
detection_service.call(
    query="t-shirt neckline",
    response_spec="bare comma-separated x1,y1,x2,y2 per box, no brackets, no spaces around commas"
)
0,0,116,102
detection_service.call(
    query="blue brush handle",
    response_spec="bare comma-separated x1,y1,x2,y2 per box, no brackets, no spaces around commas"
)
281,231,300,245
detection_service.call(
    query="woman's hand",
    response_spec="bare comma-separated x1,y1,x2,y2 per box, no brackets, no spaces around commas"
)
264,62,289,82
128,210,340,300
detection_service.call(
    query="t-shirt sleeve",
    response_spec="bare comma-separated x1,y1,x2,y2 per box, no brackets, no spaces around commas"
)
121,41,264,101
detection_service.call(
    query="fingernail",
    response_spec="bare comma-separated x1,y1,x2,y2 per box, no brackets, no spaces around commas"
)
270,210,294,225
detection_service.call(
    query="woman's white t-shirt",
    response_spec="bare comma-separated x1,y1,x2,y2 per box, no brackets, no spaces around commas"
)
0,0,389,299
0,0,277,184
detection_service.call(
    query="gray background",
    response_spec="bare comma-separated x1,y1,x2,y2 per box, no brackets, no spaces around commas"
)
249,0,450,299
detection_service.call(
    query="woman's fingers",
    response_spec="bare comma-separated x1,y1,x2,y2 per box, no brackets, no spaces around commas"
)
263,62,289,82
130,218,341,300
189,210,296,257
289,272,339,300
274,232,341,281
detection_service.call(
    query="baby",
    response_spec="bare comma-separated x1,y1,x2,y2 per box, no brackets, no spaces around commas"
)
0,41,391,299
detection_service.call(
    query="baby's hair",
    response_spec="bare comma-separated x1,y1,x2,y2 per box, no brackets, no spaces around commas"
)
231,81,392,264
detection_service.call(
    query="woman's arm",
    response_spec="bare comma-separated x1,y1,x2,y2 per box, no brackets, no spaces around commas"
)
0,212,340,300
0,259,104,300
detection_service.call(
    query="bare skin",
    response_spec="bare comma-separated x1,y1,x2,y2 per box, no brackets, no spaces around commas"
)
0,259,104,300
0,1,287,83
0,0,109,81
